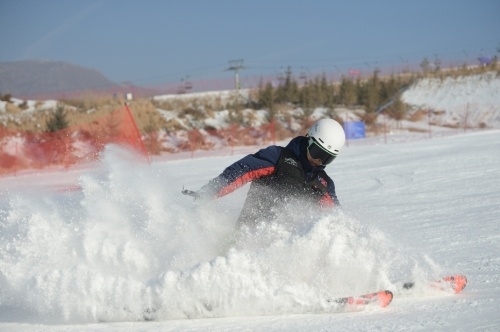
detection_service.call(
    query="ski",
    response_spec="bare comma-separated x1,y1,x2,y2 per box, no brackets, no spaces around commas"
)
402,274,467,294
329,290,393,308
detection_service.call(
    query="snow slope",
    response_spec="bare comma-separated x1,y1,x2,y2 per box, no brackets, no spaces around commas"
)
1,129,499,331
402,71,500,128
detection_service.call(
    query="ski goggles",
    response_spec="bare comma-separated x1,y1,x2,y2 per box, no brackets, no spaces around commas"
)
307,137,337,166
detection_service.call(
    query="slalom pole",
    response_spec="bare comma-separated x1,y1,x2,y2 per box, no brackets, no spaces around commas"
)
384,112,387,144
428,109,432,138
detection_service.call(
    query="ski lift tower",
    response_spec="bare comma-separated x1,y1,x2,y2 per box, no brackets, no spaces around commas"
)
226,59,245,91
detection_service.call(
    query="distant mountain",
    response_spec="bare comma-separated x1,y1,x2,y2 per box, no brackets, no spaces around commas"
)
0,60,156,99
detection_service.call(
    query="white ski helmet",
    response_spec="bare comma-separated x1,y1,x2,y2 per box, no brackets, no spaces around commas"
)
306,118,345,165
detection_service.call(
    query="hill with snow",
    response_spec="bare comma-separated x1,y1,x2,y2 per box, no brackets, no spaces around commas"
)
152,71,500,133
401,71,500,129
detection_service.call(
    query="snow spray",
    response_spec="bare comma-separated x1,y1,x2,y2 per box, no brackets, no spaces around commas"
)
0,145,440,323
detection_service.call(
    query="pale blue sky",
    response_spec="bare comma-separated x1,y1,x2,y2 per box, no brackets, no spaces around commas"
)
1,0,499,86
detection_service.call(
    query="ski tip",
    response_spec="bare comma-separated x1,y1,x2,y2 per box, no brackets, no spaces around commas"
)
402,274,468,294
443,274,467,294
377,290,393,308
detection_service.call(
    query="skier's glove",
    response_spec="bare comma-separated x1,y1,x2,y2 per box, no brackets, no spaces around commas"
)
181,187,200,199
182,185,217,206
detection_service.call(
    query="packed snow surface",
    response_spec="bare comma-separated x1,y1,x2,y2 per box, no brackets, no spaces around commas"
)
1,129,499,331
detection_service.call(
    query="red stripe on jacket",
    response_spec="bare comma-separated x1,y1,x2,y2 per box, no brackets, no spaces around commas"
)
216,166,275,197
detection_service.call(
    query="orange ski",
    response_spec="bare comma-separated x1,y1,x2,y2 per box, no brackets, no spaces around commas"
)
436,275,468,293
332,290,393,308
403,274,467,294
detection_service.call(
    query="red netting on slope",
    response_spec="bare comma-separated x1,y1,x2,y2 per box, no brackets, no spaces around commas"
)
0,105,147,175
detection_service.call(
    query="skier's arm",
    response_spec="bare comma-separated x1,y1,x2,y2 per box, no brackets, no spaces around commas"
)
197,145,281,199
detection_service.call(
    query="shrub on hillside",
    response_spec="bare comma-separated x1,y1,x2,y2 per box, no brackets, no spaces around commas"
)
0,93,12,102
45,105,69,132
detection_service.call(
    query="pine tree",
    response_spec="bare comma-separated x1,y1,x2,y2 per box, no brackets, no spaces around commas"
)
387,96,406,122
45,105,69,132
258,81,277,121
299,83,315,120
276,66,299,104
420,58,431,74
338,77,357,107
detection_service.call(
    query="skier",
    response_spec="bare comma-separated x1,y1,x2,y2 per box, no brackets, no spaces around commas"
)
184,118,346,225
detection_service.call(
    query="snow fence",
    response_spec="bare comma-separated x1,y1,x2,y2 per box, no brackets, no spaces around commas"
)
0,105,147,175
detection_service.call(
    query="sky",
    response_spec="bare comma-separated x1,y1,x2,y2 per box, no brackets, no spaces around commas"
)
1,0,499,88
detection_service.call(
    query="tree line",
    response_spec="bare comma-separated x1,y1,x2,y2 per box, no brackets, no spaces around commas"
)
252,66,412,124
250,59,498,124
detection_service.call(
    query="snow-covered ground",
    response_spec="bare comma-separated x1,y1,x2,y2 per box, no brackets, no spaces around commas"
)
401,71,500,129
1,128,499,331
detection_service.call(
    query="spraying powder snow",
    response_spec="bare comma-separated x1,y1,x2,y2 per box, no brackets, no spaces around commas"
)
0,146,443,323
